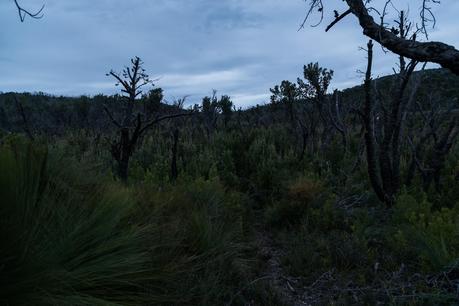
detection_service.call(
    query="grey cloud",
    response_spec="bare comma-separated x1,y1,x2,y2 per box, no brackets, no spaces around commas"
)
0,0,458,106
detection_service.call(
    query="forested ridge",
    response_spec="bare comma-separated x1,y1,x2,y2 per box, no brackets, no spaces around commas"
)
2,68,457,133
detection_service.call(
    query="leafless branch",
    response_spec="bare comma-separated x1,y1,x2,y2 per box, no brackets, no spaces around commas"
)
302,0,459,75
139,112,194,136
14,0,44,22
299,0,324,30
103,105,122,128
325,9,351,32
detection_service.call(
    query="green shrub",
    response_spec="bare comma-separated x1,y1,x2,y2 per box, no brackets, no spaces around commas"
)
390,192,459,272
265,176,323,228
280,227,367,281
132,178,254,305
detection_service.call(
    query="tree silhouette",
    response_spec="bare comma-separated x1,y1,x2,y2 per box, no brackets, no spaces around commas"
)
302,0,459,75
105,56,191,182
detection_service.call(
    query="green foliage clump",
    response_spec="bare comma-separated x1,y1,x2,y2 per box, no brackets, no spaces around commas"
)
265,176,323,227
390,192,459,272
132,178,256,305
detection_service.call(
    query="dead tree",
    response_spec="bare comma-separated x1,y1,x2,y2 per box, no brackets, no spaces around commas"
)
360,34,423,207
302,0,459,75
105,56,191,182
353,11,429,206
361,40,387,204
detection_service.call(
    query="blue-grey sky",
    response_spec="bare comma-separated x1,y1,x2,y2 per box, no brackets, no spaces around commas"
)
1,0,458,107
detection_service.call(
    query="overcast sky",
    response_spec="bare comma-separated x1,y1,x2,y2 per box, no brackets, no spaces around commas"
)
1,0,458,107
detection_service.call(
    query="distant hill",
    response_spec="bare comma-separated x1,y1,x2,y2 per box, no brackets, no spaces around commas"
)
340,68,459,108
242,68,459,120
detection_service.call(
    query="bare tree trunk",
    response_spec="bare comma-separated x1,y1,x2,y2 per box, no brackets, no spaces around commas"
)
14,95,34,141
170,128,179,182
362,40,391,205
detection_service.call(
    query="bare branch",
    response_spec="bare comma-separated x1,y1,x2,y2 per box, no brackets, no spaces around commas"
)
420,0,440,39
103,105,122,128
299,0,324,30
139,112,194,136
302,0,459,75
325,9,351,32
14,0,44,22
345,0,459,75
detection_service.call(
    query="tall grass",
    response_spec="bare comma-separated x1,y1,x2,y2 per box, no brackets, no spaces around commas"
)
0,138,255,305
0,139,169,305
132,178,253,305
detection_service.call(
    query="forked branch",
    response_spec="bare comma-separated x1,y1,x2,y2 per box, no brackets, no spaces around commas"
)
14,0,44,22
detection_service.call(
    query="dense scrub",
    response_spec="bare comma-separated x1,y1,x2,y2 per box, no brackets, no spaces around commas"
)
0,137,265,305
0,67,458,305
